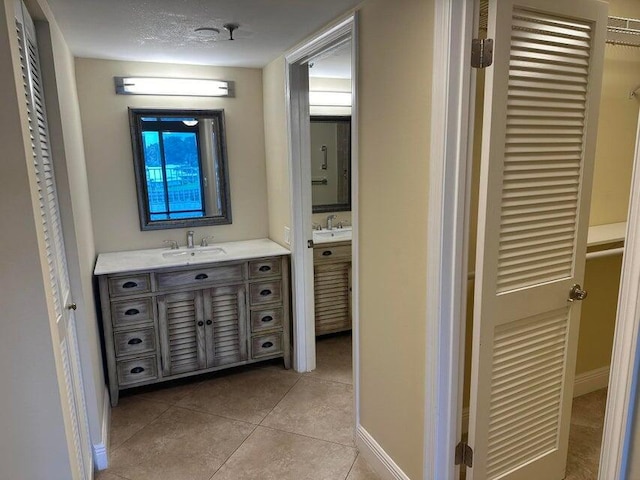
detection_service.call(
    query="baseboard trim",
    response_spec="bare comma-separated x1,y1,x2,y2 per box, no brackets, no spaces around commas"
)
92,388,110,471
573,365,610,398
355,424,410,480
461,366,610,434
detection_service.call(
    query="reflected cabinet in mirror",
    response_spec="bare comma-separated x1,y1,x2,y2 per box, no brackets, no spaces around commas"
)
310,116,351,213
129,108,232,230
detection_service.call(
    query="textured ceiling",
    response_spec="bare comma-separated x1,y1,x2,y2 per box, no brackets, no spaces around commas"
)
309,40,351,79
46,0,361,67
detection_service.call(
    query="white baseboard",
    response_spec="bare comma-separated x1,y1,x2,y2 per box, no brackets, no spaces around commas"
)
573,365,610,398
92,388,110,471
461,366,610,434
355,424,411,480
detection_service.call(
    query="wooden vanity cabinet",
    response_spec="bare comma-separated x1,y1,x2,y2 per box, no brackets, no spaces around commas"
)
313,241,352,335
98,255,290,406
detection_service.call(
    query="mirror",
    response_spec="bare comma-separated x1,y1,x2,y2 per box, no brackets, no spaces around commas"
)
310,116,351,213
129,108,232,230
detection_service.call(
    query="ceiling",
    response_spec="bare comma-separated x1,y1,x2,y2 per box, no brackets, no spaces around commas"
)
45,0,361,67
309,40,351,79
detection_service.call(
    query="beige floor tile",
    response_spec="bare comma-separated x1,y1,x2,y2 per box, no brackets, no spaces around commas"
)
136,379,202,405
346,454,381,480
307,334,353,385
176,365,300,424
262,376,355,446
108,406,254,480
212,426,357,480
94,471,126,480
109,396,170,449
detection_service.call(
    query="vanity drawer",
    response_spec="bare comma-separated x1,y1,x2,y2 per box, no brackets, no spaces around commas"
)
313,245,351,262
108,274,151,297
156,264,244,290
250,307,284,333
114,328,156,357
251,332,283,359
117,355,157,386
249,281,282,306
111,298,154,327
248,258,281,279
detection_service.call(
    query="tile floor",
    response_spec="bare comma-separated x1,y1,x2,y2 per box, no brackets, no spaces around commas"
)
96,333,380,480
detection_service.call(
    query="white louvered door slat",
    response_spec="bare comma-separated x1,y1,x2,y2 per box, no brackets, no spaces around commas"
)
468,1,606,479
15,3,92,479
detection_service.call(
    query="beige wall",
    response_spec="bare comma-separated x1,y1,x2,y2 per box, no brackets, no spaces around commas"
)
358,0,432,477
0,1,74,476
75,58,269,253
263,56,292,247
35,11,106,442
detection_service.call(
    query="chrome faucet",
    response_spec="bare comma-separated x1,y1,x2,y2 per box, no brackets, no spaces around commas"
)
326,214,337,230
200,235,215,247
163,239,179,250
187,230,195,249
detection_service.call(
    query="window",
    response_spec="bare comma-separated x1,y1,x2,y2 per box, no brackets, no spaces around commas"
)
129,109,231,230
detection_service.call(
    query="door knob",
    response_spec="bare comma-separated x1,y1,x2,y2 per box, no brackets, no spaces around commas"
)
568,284,588,302
67,303,77,311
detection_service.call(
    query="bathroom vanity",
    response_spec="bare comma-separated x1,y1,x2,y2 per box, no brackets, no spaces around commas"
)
94,239,291,406
312,233,352,336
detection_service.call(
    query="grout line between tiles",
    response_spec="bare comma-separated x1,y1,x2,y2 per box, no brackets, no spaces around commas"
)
343,452,359,480
258,424,357,449
257,373,304,426
206,422,260,480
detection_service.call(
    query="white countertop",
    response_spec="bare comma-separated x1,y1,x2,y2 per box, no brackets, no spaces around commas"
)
94,238,290,276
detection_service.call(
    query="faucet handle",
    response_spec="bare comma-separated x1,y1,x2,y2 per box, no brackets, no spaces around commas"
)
312,223,322,231
200,235,215,247
163,240,179,250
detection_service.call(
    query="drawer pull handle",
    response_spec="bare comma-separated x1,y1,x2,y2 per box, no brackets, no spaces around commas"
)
259,265,271,272
122,281,138,289
261,315,273,323
260,289,272,296
195,273,209,280
322,251,332,256
124,308,140,316
262,341,274,349
130,367,145,374
206,320,213,326
197,321,204,327
128,338,143,345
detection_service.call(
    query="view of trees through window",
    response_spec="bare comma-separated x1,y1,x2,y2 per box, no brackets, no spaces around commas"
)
141,117,205,220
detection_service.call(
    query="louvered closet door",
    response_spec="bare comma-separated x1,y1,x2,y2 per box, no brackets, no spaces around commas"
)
15,3,92,479
203,285,247,367
157,291,206,376
468,1,606,479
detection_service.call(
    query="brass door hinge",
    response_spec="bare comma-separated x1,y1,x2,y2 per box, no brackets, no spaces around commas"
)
455,441,474,468
471,38,494,68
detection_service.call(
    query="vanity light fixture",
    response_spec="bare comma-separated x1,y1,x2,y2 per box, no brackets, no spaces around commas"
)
308,91,351,107
114,77,235,97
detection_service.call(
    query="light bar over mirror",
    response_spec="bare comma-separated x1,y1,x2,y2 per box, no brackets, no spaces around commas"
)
114,77,235,97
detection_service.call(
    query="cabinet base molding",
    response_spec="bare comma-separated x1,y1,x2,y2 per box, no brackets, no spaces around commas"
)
355,424,411,480
92,387,110,471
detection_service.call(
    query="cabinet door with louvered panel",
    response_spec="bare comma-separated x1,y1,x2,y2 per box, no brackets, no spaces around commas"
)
157,291,206,376
314,263,351,335
203,284,248,368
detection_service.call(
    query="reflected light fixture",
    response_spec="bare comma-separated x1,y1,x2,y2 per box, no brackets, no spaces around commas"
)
308,91,351,107
114,77,235,97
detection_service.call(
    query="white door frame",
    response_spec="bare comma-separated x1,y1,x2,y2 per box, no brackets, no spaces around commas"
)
284,13,358,399
428,1,639,479
424,0,476,478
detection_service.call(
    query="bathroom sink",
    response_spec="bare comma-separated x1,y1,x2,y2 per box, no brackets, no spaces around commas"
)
313,227,352,244
162,246,227,259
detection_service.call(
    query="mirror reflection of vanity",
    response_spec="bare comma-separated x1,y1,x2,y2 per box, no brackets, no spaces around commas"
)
310,116,351,213
129,108,232,230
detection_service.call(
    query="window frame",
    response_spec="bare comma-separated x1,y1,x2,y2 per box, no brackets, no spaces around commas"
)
128,108,232,230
